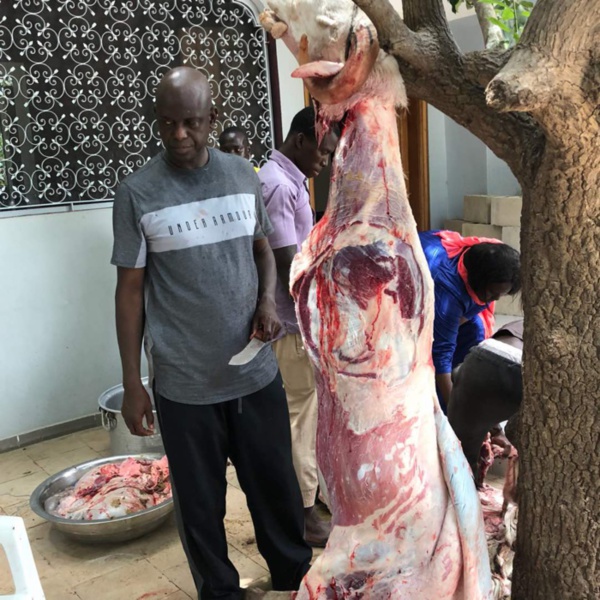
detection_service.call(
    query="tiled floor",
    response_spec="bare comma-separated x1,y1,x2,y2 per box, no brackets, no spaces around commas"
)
0,427,308,600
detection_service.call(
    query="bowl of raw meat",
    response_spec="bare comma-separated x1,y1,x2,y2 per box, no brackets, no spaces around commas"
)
30,453,174,543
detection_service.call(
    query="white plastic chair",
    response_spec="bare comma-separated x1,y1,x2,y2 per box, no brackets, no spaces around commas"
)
0,517,45,600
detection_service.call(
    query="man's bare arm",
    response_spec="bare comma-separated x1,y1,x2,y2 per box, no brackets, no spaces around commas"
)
272,245,297,297
252,238,282,340
436,372,453,410
115,266,154,436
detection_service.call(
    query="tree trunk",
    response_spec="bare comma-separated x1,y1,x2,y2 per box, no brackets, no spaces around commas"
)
485,1,600,591
512,147,600,600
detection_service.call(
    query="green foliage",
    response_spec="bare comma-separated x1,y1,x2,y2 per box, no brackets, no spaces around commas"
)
478,0,532,45
446,0,533,47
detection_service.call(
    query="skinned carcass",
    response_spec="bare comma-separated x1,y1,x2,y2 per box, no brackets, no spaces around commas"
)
261,2,493,599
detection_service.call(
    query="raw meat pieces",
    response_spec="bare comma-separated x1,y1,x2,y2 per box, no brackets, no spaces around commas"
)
261,0,494,598
45,456,171,520
478,484,518,600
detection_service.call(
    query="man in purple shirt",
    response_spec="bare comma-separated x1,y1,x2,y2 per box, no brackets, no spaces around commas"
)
259,106,339,547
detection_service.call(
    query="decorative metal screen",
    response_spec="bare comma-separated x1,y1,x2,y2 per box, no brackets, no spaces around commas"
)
0,0,274,210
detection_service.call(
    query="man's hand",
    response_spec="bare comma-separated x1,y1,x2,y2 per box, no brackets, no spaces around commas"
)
121,382,155,436
251,295,282,341
252,238,280,340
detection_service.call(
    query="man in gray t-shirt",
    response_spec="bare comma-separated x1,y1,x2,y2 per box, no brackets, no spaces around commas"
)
112,142,278,403
112,66,310,599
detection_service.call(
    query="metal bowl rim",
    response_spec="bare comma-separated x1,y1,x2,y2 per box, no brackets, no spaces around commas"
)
30,453,173,526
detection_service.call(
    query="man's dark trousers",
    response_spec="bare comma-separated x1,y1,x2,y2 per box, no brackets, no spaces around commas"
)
155,373,312,600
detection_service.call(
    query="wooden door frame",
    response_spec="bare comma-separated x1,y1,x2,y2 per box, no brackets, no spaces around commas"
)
399,98,430,231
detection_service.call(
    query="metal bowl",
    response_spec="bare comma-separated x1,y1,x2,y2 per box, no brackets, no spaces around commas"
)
30,454,174,544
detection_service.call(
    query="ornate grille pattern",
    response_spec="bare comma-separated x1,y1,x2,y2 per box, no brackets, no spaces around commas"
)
0,0,274,209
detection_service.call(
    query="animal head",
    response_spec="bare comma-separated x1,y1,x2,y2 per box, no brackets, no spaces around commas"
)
261,0,406,121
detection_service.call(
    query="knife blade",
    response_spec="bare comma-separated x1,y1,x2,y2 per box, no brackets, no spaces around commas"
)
228,338,270,366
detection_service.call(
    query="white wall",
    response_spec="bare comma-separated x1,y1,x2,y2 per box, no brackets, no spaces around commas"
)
486,149,522,197
428,106,449,228
0,208,128,441
426,12,520,228
276,41,306,137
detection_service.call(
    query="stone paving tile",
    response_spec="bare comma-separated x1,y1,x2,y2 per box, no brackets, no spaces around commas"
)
0,448,44,485
29,523,143,596
164,591,194,600
34,446,101,476
0,543,16,595
0,470,49,509
75,427,112,454
224,484,258,557
23,434,89,462
4,497,47,529
161,561,196,598
74,559,178,600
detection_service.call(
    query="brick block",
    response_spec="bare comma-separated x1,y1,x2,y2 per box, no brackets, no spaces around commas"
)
462,223,502,240
443,219,465,234
490,196,522,227
501,226,520,252
495,293,523,317
464,195,492,224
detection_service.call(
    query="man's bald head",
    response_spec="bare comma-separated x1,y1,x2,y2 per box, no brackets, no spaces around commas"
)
155,67,217,169
156,67,211,109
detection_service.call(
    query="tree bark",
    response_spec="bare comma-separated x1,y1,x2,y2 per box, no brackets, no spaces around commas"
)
487,1,600,597
513,148,600,600
351,0,600,597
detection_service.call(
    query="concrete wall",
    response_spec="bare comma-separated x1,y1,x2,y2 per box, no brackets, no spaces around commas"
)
276,42,306,137
0,208,127,441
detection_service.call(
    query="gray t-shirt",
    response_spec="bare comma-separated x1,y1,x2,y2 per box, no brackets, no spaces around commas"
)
111,149,278,404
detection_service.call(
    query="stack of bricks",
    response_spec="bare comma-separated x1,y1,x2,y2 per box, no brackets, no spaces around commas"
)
443,195,522,317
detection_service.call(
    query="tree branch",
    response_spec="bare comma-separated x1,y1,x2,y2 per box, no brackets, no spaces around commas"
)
400,61,544,187
351,0,431,70
486,51,557,113
487,0,600,120
402,0,460,60
465,47,513,87
352,0,544,184
402,0,448,30
472,0,506,49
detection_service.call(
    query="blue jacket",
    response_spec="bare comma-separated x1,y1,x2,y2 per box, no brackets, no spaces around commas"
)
419,231,488,374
